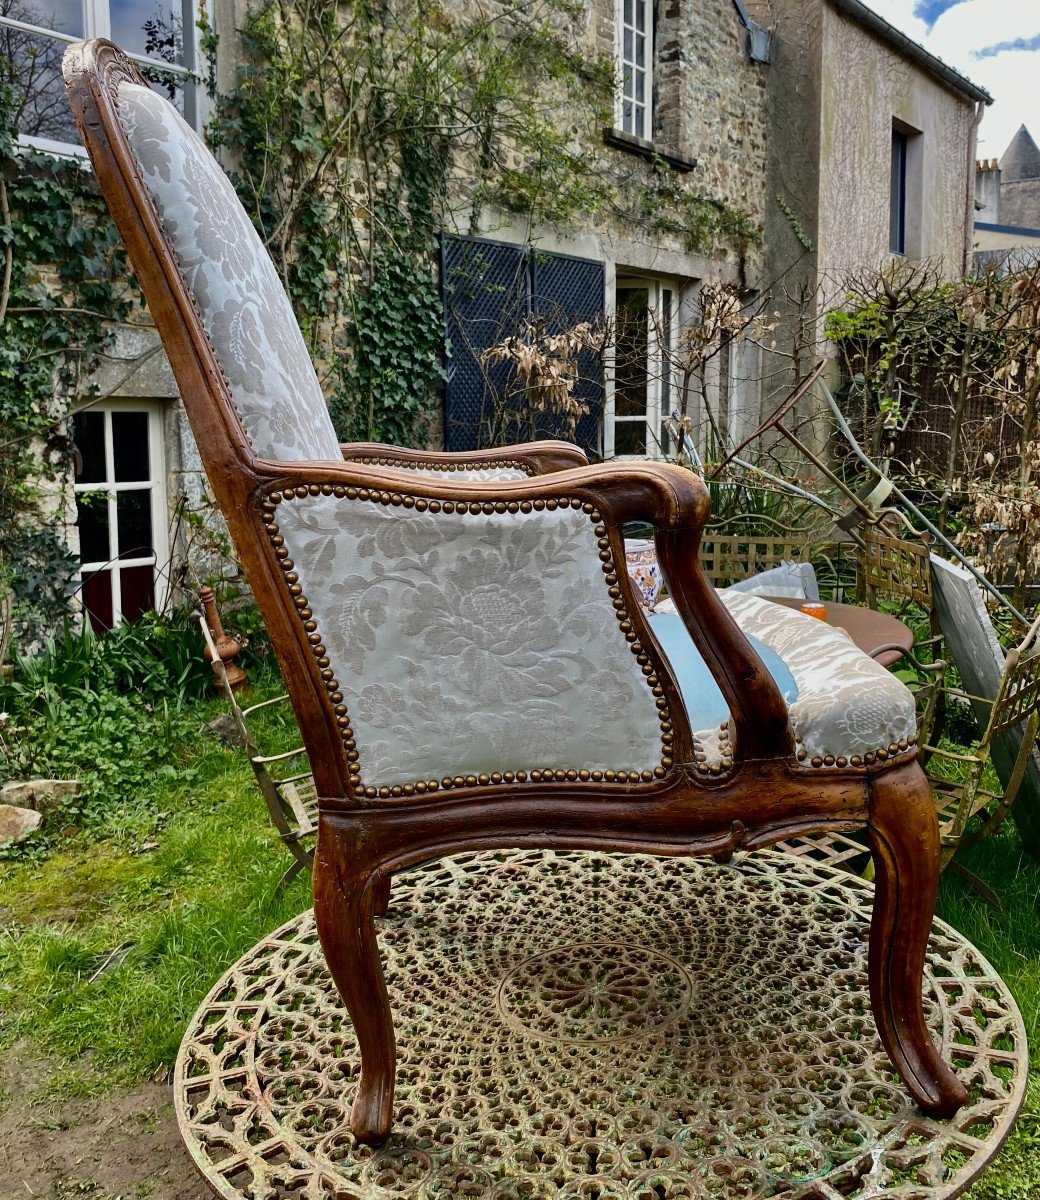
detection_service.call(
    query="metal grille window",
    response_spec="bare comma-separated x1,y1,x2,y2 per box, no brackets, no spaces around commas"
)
617,0,652,140
0,0,202,155
73,401,169,630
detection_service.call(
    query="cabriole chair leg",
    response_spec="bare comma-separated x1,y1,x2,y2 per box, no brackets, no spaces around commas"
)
867,763,969,1117
312,821,396,1146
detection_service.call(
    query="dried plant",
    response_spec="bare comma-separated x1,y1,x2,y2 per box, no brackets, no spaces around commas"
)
481,317,605,441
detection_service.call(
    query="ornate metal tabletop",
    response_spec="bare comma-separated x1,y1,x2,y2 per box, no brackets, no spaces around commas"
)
175,849,1027,1199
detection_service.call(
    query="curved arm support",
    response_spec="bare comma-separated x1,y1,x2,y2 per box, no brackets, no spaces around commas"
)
259,456,795,772
338,440,588,475
657,525,795,761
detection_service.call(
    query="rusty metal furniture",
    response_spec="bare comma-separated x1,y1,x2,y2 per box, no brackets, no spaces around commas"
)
66,39,967,1147
200,611,318,892
922,614,1040,902
175,849,1028,1200
698,516,836,592
861,519,946,745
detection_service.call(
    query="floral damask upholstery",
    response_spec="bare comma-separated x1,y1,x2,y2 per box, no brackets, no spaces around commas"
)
657,592,917,767
408,466,529,482
116,82,343,463
278,497,665,788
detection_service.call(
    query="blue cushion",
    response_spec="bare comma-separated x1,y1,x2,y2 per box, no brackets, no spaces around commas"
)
646,611,799,730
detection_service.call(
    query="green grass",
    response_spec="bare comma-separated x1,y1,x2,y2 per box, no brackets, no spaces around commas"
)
938,832,1040,1200
0,682,311,1087
0,676,1038,1193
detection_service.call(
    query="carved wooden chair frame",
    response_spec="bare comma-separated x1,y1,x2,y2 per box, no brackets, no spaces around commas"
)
65,39,966,1146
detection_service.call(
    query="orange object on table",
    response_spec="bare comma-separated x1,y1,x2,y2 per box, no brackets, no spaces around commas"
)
799,601,828,620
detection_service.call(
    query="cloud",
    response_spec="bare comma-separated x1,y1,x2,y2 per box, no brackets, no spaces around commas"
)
973,32,1040,59
912,0,970,31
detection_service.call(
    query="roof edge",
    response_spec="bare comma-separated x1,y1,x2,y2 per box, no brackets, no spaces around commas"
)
827,0,993,105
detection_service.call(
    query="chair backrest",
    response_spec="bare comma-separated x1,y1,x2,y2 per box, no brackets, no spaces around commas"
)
64,43,341,465
862,523,934,612
988,616,1040,744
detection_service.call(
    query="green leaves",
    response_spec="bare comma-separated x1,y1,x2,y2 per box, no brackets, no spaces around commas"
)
0,93,138,646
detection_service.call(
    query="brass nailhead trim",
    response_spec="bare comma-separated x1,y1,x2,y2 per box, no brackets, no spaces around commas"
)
353,455,535,476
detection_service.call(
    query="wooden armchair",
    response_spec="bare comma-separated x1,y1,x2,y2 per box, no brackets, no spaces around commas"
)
65,40,966,1146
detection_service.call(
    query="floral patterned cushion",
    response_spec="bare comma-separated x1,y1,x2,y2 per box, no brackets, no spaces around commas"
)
655,592,917,766
115,82,343,463
277,497,665,788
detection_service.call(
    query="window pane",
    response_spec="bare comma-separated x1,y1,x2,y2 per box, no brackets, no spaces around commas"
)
635,72,644,103
119,564,155,622
76,493,111,564
890,130,907,255
624,28,632,61
1,27,80,142
615,420,647,456
74,411,107,484
634,109,644,139
615,288,649,420
82,569,113,634
661,290,673,414
13,0,82,29
109,0,186,66
116,490,154,559
623,0,632,25
635,35,644,68
112,411,151,482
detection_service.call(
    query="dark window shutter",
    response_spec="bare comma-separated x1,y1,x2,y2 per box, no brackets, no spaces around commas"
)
530,251,606,459
441,236,526,452
441,235,605,456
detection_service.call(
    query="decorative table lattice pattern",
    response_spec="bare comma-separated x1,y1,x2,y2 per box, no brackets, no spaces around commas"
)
175,850,1027,1200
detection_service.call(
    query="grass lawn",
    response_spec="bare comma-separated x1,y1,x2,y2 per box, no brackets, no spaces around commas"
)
0,671,1038,1196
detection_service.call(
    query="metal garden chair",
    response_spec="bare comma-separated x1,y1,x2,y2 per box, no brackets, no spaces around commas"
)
861,516,946,748
66,39,967,1145
922,614,1040,904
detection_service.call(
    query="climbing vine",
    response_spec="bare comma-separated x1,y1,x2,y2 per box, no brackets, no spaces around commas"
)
0,84,138,644
210,0,760,446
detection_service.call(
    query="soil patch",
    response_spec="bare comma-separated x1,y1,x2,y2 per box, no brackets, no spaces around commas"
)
0,1043,206,1199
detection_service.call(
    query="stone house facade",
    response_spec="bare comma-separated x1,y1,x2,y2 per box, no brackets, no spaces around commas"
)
5,0,985,629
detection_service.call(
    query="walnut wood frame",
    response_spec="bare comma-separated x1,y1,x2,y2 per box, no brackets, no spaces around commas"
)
64,38,967,1146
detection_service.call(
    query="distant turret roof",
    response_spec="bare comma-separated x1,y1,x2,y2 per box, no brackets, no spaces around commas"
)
1001,126,1040,182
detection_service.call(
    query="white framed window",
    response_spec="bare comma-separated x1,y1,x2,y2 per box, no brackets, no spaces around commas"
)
72,400,169,630
0,0,204,154
607,277,677,459
616,0,653,140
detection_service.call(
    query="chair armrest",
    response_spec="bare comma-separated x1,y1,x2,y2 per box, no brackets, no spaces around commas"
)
260,457,795,770
338,440,588,476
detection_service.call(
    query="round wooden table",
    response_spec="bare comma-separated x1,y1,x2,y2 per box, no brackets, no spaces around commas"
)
761,596,914,668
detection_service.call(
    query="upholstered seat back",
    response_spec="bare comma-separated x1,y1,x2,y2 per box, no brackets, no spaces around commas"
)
115,82,342,462
275,494,669,791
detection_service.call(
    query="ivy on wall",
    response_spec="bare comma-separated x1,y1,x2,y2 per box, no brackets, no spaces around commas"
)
0,85,138,643
210,0,761,447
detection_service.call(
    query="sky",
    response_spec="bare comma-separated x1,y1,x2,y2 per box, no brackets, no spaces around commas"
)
863,0,1040,161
